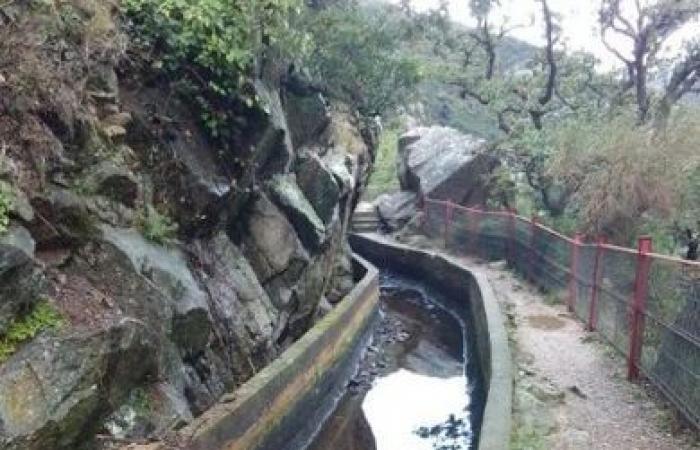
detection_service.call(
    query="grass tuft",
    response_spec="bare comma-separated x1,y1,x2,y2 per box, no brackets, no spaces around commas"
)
139,204,178,245
365,126,401,201
0,301,64,363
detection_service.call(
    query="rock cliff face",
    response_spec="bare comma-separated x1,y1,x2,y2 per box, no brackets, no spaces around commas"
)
0,3,375,448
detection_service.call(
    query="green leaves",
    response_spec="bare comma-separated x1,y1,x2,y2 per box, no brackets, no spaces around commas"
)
0,301,64,363
124,0,306,140
139,204,178,245
0,183,13,235
303,4,422,117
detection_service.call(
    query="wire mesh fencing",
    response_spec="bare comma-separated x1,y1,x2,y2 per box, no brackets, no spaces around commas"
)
420,198,700,428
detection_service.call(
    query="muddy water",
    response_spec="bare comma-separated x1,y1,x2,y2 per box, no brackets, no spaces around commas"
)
307,271,484,450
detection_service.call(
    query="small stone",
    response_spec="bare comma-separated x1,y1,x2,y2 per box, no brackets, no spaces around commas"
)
88,90,118,102
101,296,115,309
568,385,588,399
102,112,132,128
102,104,120,115
314,296,333,321
488,260,508,270
86,162,140,207
50,172,71,187
267,174,326,251
102,124,126,140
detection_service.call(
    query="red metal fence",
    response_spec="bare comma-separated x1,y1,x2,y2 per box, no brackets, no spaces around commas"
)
421,197,700,428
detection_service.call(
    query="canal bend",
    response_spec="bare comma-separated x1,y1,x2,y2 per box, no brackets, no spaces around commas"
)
308,269,485,450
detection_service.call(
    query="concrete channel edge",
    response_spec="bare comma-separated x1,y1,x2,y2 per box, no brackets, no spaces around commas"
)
124,254,380,450
349,233,513,450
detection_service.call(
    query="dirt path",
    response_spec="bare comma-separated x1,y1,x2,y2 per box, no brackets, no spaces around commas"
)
398,234,698,450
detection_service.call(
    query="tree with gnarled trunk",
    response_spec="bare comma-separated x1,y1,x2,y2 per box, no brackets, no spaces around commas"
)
452,0,595,215
599,0,700,123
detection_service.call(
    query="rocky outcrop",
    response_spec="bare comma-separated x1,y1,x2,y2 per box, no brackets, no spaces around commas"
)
0,320,156,450
0,227,44,335
295,151,341,226
397,126,495,202
377,126,498,231
375,191,418,232
0,5,376,448
267,174,327,252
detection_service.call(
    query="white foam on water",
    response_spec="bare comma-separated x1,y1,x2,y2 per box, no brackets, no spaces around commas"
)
362,369,471,450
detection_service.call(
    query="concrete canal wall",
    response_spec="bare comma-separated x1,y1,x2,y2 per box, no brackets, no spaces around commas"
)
129,255,380,450
349,233,513,450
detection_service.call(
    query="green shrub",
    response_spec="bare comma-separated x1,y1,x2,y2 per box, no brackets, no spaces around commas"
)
0,301,64,363
365,126,401,200
547,112,700,244
0,183,13,235
139,205,178,244
303,4,422,117
124,0,307,139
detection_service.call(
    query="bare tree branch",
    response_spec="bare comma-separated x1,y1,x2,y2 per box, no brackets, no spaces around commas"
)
599,0,700,123
538,0,557,106
657,46,700,122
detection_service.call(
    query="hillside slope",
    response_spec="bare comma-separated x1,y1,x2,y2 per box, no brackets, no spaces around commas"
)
0,2,375,448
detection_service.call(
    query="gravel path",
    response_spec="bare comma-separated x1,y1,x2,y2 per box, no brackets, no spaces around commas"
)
471,258,698,450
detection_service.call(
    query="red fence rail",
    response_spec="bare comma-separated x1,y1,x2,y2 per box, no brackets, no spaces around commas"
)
420,197,700,428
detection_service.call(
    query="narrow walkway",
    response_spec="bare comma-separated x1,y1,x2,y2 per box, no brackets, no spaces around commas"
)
397,234,698,450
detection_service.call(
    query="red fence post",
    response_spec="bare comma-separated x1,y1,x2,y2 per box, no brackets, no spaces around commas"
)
507,208,517,266
469,206,481,257
443,200,454,248
568,233,584,313
587,236,607,331
628,236,653,380
528,215,539,283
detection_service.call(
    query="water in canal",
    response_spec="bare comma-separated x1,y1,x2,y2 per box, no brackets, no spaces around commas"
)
307,270,485,450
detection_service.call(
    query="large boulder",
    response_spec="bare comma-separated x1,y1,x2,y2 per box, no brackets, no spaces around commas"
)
253,79,295,176
375,191,418,232
0,226,45,335
125,108,237,238
84,161,140,207
267,174,326,252
29,188,99,247
0,320,156,450
397,126,498,204
238,193,309,286
285,91,330,149
295,151,340,226
193,232,279,382
99,226,212,356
